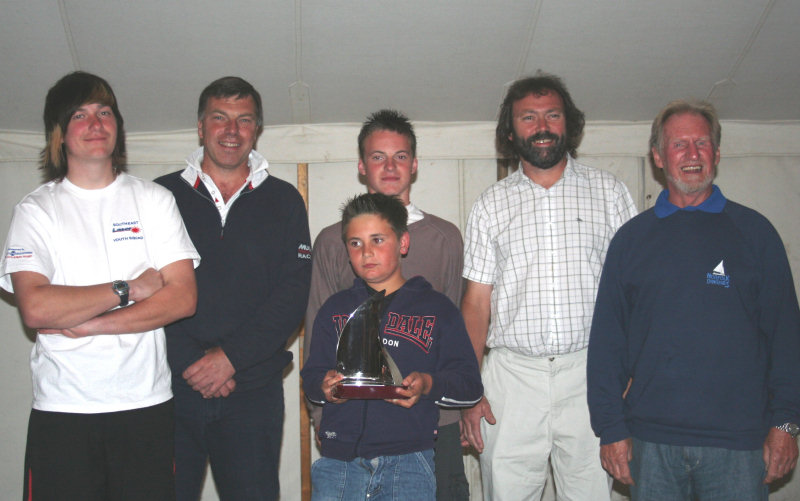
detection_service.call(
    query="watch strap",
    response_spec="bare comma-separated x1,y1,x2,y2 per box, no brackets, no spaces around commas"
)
775,422,800,438
112,280,129,307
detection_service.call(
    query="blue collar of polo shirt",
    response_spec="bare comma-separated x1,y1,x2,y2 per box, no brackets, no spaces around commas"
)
654,185,727,218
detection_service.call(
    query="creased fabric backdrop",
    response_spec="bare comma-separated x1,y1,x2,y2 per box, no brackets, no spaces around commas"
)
1,120,799,500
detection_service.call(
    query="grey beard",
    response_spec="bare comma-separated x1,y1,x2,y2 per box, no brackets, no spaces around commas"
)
665,165,717,196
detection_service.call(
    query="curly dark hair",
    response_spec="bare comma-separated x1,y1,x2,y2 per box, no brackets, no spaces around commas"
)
496,72,585,163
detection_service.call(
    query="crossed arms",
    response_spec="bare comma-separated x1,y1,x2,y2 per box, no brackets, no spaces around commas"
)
11,260,196,336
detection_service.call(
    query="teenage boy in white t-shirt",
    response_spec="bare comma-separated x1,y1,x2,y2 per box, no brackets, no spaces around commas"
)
0,71,199,500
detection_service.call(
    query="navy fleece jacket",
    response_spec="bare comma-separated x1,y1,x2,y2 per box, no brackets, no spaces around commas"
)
302,276,482,461
156,171,311,390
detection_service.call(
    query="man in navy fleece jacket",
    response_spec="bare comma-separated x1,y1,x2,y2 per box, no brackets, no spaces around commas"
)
156,77,311,501
587,99,800,500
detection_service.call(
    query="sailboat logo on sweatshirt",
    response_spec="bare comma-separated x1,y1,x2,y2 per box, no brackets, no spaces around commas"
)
706,260,730,288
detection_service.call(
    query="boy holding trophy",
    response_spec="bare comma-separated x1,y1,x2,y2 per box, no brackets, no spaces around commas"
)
302,193,482,500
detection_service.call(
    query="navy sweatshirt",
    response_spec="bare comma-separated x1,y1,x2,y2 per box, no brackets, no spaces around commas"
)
587,187,800,450
301,276,483,461
155,171,311,391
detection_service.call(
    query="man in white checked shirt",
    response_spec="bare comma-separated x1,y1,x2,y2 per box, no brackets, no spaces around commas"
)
460,72,637,500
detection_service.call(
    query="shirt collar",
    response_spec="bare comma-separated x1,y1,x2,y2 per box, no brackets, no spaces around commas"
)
406,202,424,225
511,154,579,187
654,185,727,218
180,147,270,188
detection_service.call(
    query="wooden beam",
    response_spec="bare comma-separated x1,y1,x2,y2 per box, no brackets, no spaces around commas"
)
296,162,311,501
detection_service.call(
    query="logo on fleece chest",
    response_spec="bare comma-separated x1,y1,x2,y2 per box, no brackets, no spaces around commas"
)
384,312,435,353
331,311,437,353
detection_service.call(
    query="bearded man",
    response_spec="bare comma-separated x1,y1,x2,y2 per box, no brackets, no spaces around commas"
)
460,72,637,500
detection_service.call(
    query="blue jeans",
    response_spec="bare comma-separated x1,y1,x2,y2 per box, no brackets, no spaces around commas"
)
173,379,284,501
311,450,436,501
630,438,768,501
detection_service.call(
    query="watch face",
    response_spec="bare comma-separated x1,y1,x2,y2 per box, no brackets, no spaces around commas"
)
789,423,800,437
112,280,129,295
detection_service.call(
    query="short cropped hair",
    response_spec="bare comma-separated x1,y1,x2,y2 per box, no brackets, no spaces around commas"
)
648,99,721,168
197,76,263,129
496,72,585,161
41,71,127,181
357,110,417,161
341,193,409,243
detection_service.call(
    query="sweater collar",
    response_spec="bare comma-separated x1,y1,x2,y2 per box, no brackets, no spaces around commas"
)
654,185,727,218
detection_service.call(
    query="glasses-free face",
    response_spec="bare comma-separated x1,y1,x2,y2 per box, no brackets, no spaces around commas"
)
345,213,409,294
358,130,418,205
198,95,260,172
510,91,568,171
652,112,720,207
63,102,118,167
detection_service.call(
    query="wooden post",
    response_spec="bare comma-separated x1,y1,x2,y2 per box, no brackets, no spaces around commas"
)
297,163,311,501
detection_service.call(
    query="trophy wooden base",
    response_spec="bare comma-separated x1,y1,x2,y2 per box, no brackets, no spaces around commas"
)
333,383,409,400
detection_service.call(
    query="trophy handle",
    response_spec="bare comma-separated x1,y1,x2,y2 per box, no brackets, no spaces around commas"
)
380,345,404,385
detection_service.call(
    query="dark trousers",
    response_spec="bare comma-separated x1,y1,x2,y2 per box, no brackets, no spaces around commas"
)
434,421,470,501
23,400,175,501
173,379,284,501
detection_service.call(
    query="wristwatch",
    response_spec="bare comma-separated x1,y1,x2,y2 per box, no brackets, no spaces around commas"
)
112,280,129,307
775,422,800,438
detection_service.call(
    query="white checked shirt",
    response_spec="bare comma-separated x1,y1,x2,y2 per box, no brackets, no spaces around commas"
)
463,156,637,357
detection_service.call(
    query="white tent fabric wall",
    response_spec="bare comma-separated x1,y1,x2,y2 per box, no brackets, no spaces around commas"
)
1,121,799,500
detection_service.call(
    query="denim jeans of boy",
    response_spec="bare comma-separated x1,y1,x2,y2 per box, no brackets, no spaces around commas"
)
630,437,767,500
311,449,435,501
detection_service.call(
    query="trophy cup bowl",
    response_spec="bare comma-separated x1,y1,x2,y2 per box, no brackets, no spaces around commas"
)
332,291,408,399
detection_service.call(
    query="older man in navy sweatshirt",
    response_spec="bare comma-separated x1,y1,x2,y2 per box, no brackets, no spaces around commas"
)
587,99,800,500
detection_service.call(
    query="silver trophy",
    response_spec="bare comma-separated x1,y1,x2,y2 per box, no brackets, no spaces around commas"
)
333,291,407,399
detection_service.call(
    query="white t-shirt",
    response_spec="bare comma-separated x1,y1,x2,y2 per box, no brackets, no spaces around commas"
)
0,173,200,413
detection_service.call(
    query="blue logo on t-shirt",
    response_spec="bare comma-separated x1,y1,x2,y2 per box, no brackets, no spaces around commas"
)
5,246,33,259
